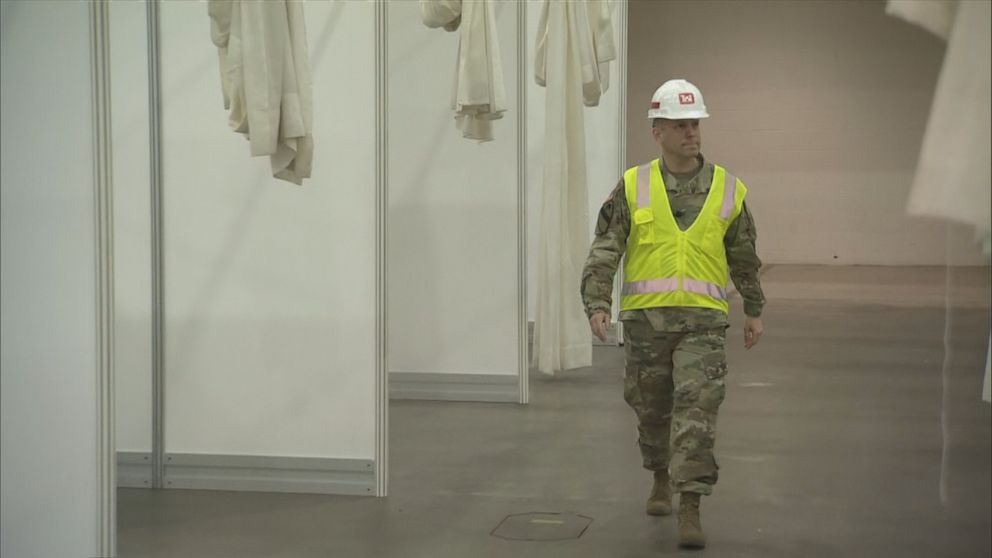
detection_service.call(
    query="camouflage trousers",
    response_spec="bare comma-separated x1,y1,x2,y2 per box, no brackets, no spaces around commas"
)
622,318,728,495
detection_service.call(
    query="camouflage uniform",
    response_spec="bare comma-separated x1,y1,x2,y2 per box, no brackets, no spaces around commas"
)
580,154,765,496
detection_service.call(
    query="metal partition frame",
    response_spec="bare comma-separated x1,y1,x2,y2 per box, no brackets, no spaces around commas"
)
374,0,389,497
90,0,117,554
146,0,166,492
615,0,629,344
516,0,530,403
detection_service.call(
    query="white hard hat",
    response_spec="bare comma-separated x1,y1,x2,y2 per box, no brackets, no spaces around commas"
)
646,79,709,120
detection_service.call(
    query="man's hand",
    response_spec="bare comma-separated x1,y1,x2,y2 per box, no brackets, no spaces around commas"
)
744,316,764,350
589,311,611,343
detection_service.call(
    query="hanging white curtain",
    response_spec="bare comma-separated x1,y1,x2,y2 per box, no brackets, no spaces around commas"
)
208,0,314,185
533,0,615,375
886,0,958,40
420,0,506,142
888,0,990,248
888,0,991,404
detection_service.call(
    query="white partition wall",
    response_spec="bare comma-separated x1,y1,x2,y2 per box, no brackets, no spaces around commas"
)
1,2,114,556
387,1,525,402
105,1,382,495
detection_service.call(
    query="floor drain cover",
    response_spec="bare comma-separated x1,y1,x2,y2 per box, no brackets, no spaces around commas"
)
490,512,593,541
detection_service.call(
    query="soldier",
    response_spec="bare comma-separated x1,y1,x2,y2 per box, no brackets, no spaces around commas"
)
580,79,766,549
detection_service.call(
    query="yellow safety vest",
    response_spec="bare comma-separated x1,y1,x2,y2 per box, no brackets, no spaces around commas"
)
621,159,747,314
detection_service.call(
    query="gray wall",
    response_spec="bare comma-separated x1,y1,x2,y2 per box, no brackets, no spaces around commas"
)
627,0,985,266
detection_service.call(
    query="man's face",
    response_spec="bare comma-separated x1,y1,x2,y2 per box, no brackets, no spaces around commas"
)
652,119,701,158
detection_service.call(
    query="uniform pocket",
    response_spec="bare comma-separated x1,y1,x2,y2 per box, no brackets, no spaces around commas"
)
699,330,728,381
633,207,655,225
633,208,656,245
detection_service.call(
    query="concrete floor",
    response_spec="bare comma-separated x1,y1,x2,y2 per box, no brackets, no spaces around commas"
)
118,266,992,557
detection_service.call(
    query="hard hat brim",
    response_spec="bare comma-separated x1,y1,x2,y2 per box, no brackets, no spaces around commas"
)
646,110,710,120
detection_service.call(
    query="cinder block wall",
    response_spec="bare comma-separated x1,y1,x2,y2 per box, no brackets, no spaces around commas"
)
627,0,984,266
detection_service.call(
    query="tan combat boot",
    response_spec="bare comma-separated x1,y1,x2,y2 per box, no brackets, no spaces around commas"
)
645,470,672,516
677,492,706,549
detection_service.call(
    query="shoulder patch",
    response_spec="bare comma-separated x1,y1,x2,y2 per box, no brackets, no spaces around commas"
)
595,180,626,235
595,199,614,235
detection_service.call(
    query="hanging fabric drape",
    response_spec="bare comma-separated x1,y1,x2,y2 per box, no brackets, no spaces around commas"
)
534,0,615,108
420,0,506,142
533,0,615,375
887,0,991,251
208,0,314,185
886,0,958,40
887,0,990,404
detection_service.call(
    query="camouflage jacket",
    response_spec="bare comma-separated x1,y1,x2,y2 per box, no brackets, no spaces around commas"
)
580,155,766,332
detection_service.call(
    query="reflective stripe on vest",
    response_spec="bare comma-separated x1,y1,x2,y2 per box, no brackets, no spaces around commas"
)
637,163,651,208
622,277,728,301
719,171,737,219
